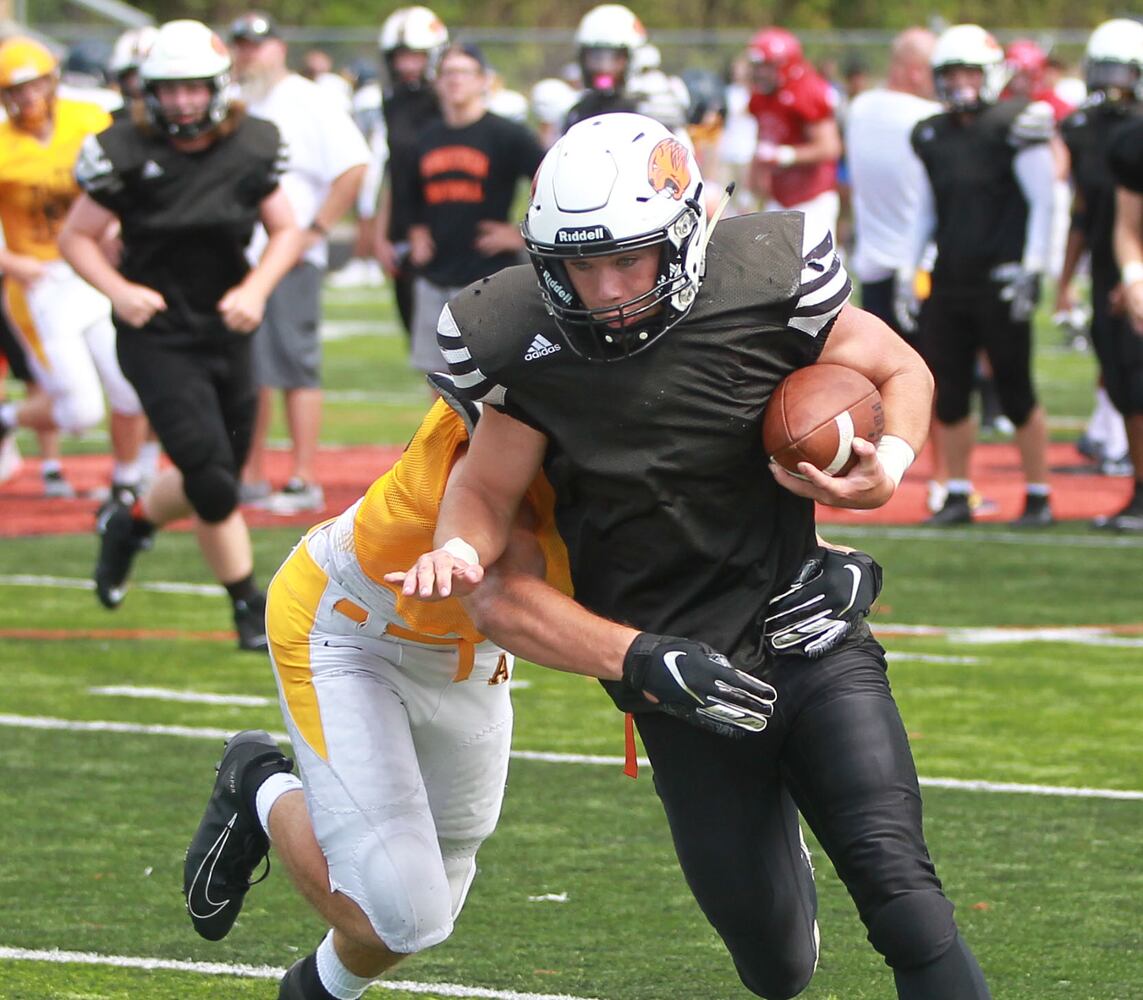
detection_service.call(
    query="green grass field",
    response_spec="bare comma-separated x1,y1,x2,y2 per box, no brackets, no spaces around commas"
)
1,286,1140,999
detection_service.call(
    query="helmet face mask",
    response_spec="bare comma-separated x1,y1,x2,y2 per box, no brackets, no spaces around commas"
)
522,113,707,362
574,4,646,95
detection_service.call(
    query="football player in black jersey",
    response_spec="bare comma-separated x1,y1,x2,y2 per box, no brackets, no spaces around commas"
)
1061,20,1143,530
373,6,448,338
562,4,646,130
58,19,303,650
901,24,1056,527
391,114,990,999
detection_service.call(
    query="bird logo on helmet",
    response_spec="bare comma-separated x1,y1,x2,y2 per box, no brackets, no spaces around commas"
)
0,36,59,132
139,20,233,140
1084,18,1143,103
522,113,708,361
931,24,1007,112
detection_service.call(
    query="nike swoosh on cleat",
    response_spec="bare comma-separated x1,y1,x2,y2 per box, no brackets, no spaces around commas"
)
186,813,237,919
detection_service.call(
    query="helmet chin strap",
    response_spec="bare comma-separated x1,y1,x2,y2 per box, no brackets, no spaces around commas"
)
692,181,734,263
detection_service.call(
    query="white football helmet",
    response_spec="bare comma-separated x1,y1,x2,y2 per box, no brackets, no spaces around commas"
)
140,20,233,139
1084,19,1143,100
530,76,578,126
109,26,158,78
931,24,1007,111
575,4,648,93
378,6,448,87
523,112,707,361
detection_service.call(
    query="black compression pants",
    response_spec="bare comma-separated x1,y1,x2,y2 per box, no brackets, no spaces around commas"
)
117,331,255,524
635,636,989,1000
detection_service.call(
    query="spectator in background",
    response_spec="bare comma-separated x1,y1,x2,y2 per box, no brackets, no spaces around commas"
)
902,24,1056,527
396,42,544,380
228,11,369,515
59,18,303,649
746,27,843,237
373,6,449,340
300,46,353,111
0,35,146,504
845,28,939,333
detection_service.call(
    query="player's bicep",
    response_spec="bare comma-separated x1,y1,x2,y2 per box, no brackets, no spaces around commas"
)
453,405,547,523
61,192,117,239
817,303,927,388
259,185,297,235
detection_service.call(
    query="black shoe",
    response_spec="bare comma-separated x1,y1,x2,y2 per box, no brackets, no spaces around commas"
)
1092,496,1143,532
94,503,152,609
925,491,973,526
233,592,268,652
183,730,293,941
1011,494,1054,527
279,954,337,999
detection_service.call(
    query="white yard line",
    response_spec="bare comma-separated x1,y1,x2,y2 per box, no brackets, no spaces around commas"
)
0,946,602,999
0,713,1139,802
88,686,273,707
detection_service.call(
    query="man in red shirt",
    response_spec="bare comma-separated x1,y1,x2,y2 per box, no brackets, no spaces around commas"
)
746,27,843,236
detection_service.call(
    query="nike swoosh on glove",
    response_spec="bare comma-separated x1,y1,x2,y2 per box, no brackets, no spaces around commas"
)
622,633,777,737
765,547,883,659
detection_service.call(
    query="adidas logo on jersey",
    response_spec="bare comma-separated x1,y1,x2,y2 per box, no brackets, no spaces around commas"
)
141,160,164,180
524,334,561,361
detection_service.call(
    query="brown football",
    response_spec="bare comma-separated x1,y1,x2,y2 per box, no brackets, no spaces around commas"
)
763,364,885,476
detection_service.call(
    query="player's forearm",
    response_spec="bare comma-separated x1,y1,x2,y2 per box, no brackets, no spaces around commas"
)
315,164,367,233
57,230,134,300
464,569,633,680
433,480,516,569
876,360,934,455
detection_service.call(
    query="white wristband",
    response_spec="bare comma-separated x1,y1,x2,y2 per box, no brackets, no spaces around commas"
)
1121,261,1143,288
776,145,797,167
875,435,916,488
442,536,480,566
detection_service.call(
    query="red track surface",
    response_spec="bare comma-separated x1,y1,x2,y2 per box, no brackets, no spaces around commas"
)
0,441,1133,538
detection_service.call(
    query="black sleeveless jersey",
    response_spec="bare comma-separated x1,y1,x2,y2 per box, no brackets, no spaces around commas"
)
911,99,1044,283
1062,101,1143,286
75,112,285,345
442,213,851,701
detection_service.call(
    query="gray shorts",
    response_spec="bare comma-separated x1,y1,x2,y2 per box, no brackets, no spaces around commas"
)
252,262,322,389
410,277,465,374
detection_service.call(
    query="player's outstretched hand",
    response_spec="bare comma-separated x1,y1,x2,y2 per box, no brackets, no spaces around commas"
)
765,546,883,659
622,633,777,738
769,437,895,510
383,540,485,601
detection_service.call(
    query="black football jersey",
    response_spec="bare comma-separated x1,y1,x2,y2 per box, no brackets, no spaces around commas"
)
383,84,442,240
442,213,850,704
912,99,1045,283
75,112,284,345
1062,101,1143,285
1107,114,1143,196
563,90,640,132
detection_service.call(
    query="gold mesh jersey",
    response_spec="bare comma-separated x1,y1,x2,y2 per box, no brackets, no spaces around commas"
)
353,398,573,643
0,99,111,259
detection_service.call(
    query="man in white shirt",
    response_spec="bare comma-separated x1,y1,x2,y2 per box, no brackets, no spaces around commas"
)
844,27,939,334
229,12,369,515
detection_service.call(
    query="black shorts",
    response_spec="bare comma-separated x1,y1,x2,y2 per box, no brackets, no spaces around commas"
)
117,331,256,479
918,279,1037,425
635,636,947,992
1090,283,1143,417
0,281,33,383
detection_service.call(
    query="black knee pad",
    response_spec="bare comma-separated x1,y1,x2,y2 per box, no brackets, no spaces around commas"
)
183,463,239,524
866,890,958,971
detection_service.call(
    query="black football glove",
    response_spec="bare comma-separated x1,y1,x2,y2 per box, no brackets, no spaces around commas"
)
765,547,883,659
622,633,777,738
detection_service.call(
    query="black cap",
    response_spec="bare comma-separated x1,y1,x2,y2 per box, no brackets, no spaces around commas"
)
438,42,487,72
229,12,280,43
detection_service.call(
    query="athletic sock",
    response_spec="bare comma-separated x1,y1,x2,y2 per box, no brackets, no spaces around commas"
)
1025,482,1051,497
111,460,141,489
254,770,303,838
224,572,261,607
289,952,338,1000
946,479,972,496
316,930,374,999
0,401,15,431
41,458,62,476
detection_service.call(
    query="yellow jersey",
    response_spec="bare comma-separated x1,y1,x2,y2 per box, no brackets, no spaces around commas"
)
0,98,111,260
352,398,573,644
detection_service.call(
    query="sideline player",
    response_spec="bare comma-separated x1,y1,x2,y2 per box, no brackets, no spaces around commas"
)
180,378,778,999
394,114,990,999
59,19,302,650
0,36,146,501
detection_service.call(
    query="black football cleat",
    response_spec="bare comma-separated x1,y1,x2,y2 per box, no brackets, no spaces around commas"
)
924,491,973,526
1010,494,1054,528
94,503,152,608
183,730,293,941
233,592,268,653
